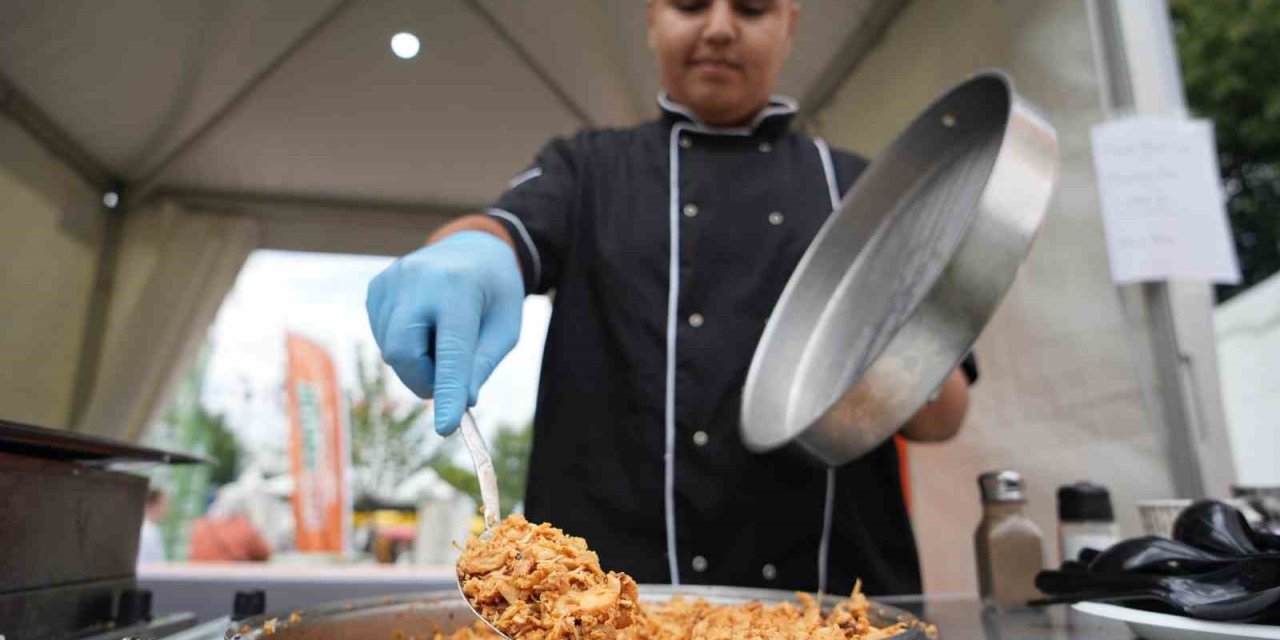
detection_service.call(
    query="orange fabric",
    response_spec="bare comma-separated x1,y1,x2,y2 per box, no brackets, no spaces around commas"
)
188,515,271,562
895,435,911,514
285,333,348,552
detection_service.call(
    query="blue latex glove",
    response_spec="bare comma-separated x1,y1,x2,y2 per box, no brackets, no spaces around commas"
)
366,231,524,435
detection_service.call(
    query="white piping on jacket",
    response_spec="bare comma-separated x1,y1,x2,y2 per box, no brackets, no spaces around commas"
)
486,208,543,291
508,167,543,189
818,464,837,598
813,137,840,599
658,92,798,134
664,123,688,586
814,138,840,211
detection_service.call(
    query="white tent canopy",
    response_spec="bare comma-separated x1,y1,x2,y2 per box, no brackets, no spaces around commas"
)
0,0,904,441
1215,271,1280,486
1,0,893,225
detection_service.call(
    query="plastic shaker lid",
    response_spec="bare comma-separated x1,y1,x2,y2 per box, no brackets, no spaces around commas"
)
979,470,1026,503
1057,482,1115,522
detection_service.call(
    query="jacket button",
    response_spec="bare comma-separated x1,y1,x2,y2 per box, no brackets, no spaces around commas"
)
683,203,699,218
762,564,778,581
759,141,772,153
680,136,692,149
692,556,708,572
692,430,709,446
688,313,704,328
768,211,784,225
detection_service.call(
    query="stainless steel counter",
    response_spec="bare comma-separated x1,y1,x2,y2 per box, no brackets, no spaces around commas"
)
877,594,1134,640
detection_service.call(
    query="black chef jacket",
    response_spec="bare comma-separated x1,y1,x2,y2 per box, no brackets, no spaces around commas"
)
486,95,976,596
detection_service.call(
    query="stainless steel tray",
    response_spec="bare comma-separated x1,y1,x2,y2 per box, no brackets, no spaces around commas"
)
219,585,929,639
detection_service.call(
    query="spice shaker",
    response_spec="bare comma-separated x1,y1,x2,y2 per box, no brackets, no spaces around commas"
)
1056,482,1118,563
975,470,1045,607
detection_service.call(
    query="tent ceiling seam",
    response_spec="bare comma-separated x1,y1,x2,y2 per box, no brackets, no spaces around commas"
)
458,0,597,128
0,72,117,192
125,0,358,209
795,0,910,130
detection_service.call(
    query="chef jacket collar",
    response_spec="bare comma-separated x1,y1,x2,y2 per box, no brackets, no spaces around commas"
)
658,92,798,138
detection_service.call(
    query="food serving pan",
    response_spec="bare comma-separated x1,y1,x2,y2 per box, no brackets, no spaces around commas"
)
741,70,1059,466
219,585,928,639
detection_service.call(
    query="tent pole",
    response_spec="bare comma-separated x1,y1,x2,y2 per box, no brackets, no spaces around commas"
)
1087,0,1238,498
68,197,126,430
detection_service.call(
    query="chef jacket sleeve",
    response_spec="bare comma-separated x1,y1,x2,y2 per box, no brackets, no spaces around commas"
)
485,136,580,295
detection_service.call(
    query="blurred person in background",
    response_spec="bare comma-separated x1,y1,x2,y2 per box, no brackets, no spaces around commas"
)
137,488,168,564
188,484,272,562
367,0,976,594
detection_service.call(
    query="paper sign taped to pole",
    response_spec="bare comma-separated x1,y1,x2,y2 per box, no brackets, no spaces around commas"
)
1091,117,1241,285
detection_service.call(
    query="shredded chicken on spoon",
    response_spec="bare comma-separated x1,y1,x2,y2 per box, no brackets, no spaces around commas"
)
457,515,640,639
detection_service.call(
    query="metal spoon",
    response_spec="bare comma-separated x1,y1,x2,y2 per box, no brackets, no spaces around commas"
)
458,410,500,536
453,410,511,638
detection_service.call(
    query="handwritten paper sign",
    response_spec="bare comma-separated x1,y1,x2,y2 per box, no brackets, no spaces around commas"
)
1091,117,1241,285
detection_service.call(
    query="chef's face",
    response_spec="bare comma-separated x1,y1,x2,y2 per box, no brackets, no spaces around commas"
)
648,0,798,127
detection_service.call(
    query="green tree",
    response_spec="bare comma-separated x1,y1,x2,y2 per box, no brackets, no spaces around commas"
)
349,349,434,500
203,408,242,486
491,422,533,514
1171,0,1280,301
349,348,534,513
145,346,241,559
430,421,532,516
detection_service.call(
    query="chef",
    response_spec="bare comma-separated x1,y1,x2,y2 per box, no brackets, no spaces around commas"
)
367,0,977,596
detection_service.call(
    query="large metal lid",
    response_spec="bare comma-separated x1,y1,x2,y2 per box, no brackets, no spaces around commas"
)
740,71,1058,466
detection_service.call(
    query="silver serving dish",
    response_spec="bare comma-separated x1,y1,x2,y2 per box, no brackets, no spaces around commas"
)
741,70,1059,465
218,585,928,639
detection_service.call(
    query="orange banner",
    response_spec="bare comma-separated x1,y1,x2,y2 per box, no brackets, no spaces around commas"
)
285,333,349,553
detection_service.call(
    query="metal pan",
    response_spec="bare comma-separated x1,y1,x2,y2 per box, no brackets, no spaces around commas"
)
218,585,928,639
741,71,1058,466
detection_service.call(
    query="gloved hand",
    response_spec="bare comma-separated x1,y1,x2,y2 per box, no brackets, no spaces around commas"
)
366,231,524,435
